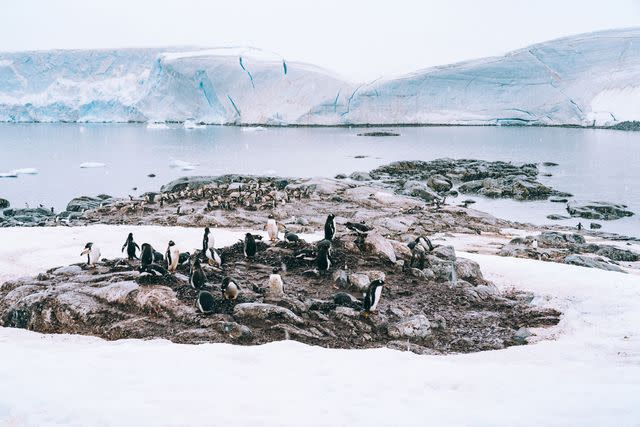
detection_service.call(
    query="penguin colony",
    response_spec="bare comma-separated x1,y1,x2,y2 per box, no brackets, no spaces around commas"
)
78,212,426,317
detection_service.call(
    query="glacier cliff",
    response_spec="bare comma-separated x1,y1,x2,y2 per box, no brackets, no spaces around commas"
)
0,28,639,126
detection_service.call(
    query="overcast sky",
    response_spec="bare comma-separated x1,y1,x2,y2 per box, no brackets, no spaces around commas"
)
2,0,639,81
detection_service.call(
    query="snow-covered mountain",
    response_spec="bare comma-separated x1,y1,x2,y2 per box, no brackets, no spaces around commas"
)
1,28,639,126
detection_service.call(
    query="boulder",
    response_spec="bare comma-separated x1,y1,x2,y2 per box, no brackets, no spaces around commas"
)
546,214,570,220
160,176,217,193
564,255,625,272
590,222,602,229
432,245,456,261
537,232,585,247
348,273,370,292
454,258,485,285
66,196,111,212
0,198,9,209
52,265,84,275
426,174,452,192
349,171,372,181
566,201,634,220
364,232,397,263
388,315,431,340
233,303,304,325
402,181,441,202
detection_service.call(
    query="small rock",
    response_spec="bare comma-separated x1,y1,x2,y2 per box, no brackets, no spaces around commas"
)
233,303,304,325
52,265,83,275
432,245,456,261
348,273,370,292
590,222,602,229
364,231,397,263
388,314,431,340
513,327,533,344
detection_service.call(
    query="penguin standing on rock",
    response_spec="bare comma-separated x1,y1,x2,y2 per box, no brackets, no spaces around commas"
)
267,267,284,298
80,242,101,267
324,213,336,240
189,258,207,289
121,233,140,260
266,214,278,242
363,279,384,314
202,227,221,266
196,291,215,314
221,277,240,300
166,240,180,272
140,243,154,268
244,233,257,258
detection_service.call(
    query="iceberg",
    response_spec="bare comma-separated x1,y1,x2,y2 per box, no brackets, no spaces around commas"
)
0,29,639,126
11,168,38,175
147,122,169,130
169,159,198,171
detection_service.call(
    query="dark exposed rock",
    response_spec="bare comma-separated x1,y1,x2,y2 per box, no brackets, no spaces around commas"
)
563,255,625,272
590,222,602,229
567,201,634,220
0,198,9,209
357,131,400,137
66,195,113,212
547,214,570,220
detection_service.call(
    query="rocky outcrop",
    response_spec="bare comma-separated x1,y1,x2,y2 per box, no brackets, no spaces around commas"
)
566,201,634,220
66,195,113,212
563,255,626,273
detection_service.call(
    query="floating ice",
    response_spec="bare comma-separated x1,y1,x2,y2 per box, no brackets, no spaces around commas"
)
12,168,39,175
183,120,205,130
147,122,169,130
80,162,106,169
0,172,18,178
241,126,266,132
169,159,198,171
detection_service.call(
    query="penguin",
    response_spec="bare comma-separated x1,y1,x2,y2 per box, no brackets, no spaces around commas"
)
244,233,257,258
153,250,164,263
140,243,154,268
165,240,180,272
121,232,140,260
221,277,240,300
179,252,191,266
416,236,434,252
266,214,278,242
316,240,332,272
267,267,284,298
196,291,215,314
80,242,101,267
324,213,336,240
189,258,207,289
140,262,168,277
283,229,300,243
363,279,384,313
408,240,427,269
345,221,372,234
202,227,221,266
531,239,539,250
577,222,583,230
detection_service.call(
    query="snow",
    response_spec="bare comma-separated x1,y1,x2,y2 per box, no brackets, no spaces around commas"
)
0,225,321,284
1,29,639,126
1,226,640,425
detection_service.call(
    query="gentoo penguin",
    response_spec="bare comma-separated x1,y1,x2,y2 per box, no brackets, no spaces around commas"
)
346,221,373,234
153,250,164,263
532,239,539,250
244,233,257,258
165,240,180,272
316,239,332,272
189,258,207,289
80,242,101,267
283,229,300,243
179,252,191,266
202,227,215,254
221,277,240,300
121,232,140,260
577,222,583,230
267,267,284,298
363,279,384,314
196,291,215,314
140,243,154,268
324,213,336,240
202,227,221,266
408,240,427,269
416,236,434,252
266,214,278,242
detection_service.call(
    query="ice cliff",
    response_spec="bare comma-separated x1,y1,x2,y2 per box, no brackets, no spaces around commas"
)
0,28,638,126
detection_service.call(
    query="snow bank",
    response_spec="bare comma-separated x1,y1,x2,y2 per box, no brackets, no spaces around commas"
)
0,226,639,426
2,28,638,125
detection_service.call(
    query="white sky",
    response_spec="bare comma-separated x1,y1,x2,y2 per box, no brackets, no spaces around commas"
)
2,0,639,81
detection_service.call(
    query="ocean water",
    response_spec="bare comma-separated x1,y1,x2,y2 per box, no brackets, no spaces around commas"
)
0,123,638,237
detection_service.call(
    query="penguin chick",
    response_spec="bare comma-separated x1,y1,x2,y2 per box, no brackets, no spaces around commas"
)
80,242,101,267
140,243,154,268
221,277,240,300
283,229,300,243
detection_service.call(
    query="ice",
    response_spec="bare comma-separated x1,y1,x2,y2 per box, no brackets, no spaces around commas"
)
0,172,18,178
11,168,38,175
0,29,638,126
146,122,169,130
0,225,639,426
168,159,198,171
183,120,205,129
79,162,106,168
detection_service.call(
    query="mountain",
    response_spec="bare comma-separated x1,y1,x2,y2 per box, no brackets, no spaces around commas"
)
0,28,638,126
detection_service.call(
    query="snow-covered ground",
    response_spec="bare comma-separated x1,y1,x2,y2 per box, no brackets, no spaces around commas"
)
1,28,639,125
0,226,639,426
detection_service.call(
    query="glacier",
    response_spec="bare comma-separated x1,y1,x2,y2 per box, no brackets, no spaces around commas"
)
0,28,639,126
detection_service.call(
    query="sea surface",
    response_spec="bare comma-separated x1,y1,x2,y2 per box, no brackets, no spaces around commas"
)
0,123,638,237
